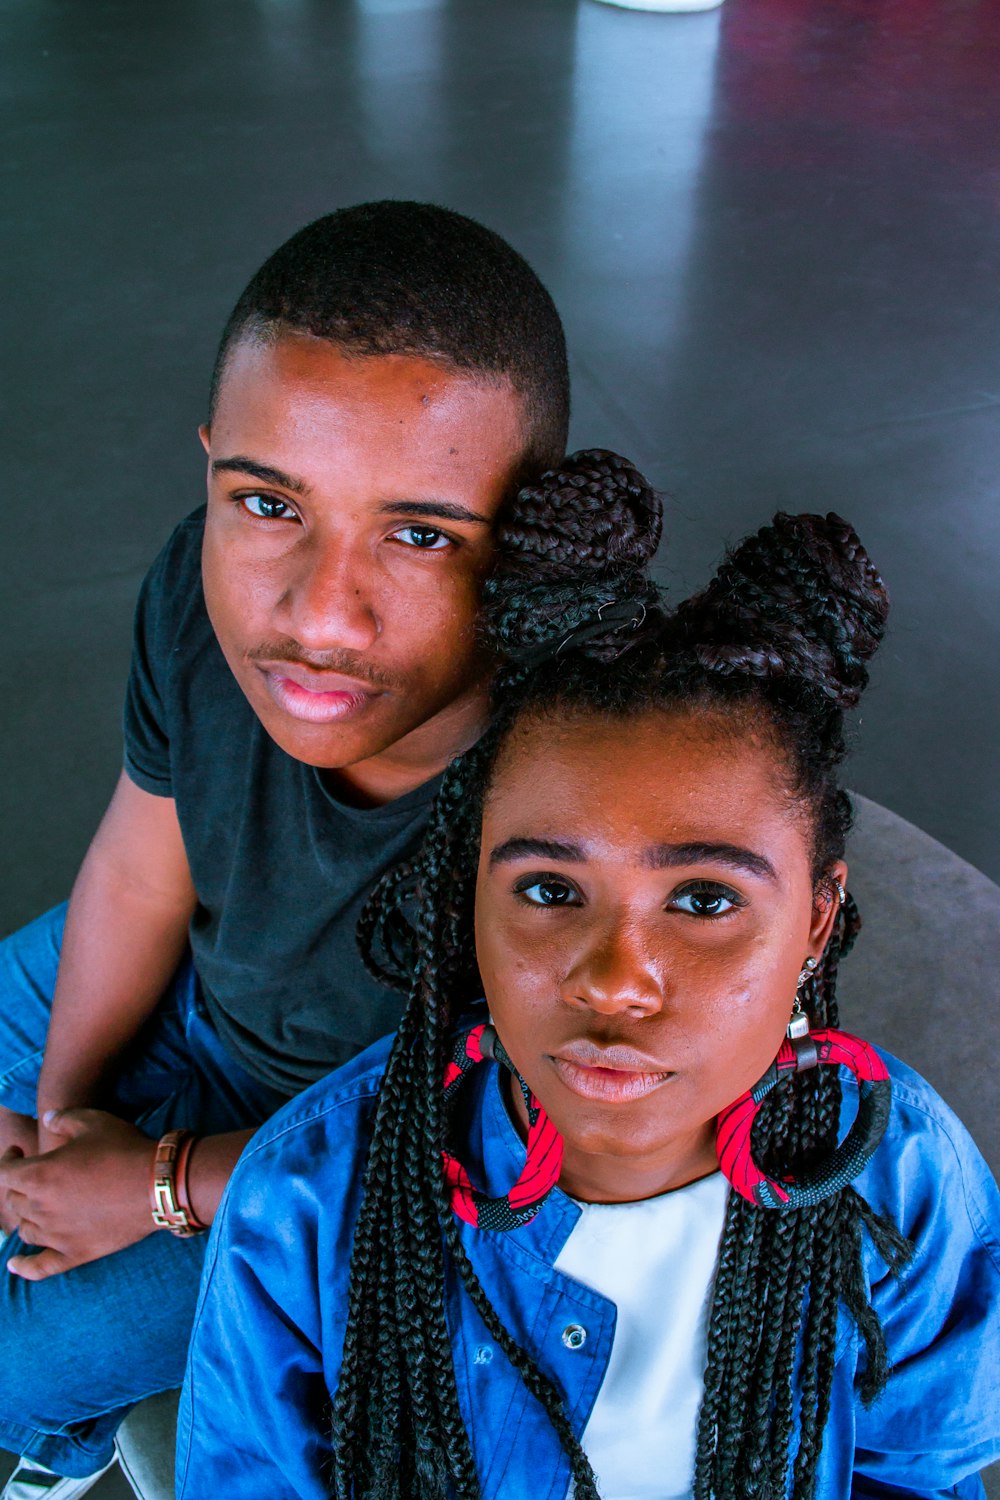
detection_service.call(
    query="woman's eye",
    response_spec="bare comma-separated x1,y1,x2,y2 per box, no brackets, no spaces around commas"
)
669,882,745,918
391,525,451,550
240,494,295,521
514,877,582,908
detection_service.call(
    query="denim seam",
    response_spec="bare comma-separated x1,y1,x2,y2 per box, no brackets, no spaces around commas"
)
0,1370,184,1458
0,1048,44,1094
176,1197,228,1494
886,1087,1000,1276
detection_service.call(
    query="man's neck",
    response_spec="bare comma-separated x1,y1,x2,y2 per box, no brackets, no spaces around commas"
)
323,687,490,808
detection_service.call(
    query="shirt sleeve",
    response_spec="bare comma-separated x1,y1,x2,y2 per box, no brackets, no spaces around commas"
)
176,1154,336,1500
122,540,176,798
122,548,176,797
850,1086,1000,1497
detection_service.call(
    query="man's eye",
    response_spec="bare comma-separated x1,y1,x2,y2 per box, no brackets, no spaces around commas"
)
514,877,582,908
392,525,451,550
669,882,745,918
240,494,295,521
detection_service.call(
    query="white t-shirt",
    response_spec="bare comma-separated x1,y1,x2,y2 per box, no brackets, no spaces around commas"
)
554,1171,729,1500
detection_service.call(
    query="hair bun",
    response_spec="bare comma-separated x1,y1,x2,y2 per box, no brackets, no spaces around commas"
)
482,449,663,674
676,512,889,708
495,449,662,579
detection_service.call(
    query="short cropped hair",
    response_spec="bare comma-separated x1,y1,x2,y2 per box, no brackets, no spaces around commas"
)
209,201,570,474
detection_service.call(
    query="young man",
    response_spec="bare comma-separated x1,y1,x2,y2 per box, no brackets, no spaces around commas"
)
0,200,571,1493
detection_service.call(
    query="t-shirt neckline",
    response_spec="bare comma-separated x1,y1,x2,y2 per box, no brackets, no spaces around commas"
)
311,763,445,821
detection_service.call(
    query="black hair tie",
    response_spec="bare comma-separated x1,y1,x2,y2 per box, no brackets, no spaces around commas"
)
513,598,649,670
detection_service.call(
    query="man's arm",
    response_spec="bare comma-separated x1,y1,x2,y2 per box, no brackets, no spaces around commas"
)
35,768,197,1142
0,770,257,1276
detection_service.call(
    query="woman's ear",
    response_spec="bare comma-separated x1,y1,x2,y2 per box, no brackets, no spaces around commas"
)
808,859,848,960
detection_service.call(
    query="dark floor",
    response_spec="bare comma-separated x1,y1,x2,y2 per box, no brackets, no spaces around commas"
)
1,1,998,1495
2,0,1000,941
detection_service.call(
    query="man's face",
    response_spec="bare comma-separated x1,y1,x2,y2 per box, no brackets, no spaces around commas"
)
201,334,526,789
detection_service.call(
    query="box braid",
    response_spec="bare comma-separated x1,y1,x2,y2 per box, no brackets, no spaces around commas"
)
338,500,911,1500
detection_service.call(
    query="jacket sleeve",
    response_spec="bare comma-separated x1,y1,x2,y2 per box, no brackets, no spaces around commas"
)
175,1140,337,1500
849,1077,1000,1498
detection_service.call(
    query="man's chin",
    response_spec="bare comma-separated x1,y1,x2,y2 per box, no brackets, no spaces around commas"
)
250,697,399,771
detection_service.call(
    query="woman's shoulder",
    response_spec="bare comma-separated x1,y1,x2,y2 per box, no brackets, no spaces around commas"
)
217,1033,394,1242
853,1047,999,1272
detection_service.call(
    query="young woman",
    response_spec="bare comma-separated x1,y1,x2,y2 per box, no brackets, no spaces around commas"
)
177,489,1000,1500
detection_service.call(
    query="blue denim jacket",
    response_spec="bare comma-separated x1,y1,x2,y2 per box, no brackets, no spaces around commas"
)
177,1037,1000,1499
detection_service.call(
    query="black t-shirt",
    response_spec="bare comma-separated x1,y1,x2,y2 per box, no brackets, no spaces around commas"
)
123,508,439,1096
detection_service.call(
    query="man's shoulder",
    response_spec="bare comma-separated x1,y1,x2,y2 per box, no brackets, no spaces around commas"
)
132,505,210,662
140,506,206,620
151,504,206,574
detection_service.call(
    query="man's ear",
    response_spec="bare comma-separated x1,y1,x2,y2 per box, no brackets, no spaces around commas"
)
808,859,848,960
198,422,210,455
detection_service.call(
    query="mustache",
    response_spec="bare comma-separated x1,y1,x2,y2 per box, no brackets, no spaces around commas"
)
246,640,401,691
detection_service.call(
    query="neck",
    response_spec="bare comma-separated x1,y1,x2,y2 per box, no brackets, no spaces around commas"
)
325,685,489,807
558,1131,720,1204
506,1076,719,1205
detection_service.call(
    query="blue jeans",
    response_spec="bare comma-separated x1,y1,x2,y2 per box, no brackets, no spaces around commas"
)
0,905,291,1478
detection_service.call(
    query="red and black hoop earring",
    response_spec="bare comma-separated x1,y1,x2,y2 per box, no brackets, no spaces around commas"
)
441,1023,563,1230
716,954,891,1211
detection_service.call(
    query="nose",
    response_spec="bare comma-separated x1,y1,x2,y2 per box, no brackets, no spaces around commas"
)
277,532,379,653
560,915,665,1018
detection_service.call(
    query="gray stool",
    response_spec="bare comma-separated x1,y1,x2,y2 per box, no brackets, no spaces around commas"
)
114,1391,179,1500
111,793,1000,1500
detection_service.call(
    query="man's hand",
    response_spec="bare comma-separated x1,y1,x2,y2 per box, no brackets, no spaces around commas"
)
0,1108,38,1234
0,1109,157,1280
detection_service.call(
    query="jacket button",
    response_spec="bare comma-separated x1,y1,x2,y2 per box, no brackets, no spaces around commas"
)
561,1324,587,1350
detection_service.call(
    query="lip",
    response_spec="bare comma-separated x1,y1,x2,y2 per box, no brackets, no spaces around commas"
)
255,662,380,725
549,1040,674,1103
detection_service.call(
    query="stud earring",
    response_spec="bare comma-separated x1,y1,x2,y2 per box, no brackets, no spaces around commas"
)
794,954,818,993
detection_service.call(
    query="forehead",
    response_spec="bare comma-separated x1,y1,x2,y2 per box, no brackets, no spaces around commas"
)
482,707,811,871
210,333,526,495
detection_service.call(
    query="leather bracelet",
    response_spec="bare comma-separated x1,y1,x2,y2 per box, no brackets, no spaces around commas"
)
150,1129,207,1237
174,1131,208,1232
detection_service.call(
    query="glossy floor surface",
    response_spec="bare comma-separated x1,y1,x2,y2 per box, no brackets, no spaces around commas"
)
1,3,998,1490
3,0,1000,936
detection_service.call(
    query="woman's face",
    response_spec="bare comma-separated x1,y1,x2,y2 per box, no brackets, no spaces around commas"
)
474,706,846,1203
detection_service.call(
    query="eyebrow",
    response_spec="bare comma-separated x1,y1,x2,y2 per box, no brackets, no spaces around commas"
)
211,457,309,496
641,841,777,882
378,499,491,526
489,838,586,868
488,836,776,882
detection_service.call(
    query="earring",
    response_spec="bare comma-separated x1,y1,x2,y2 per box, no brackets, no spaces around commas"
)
832,877,846,907
441,1023,563,1231
786,957,819,1070
716,1029,891,1211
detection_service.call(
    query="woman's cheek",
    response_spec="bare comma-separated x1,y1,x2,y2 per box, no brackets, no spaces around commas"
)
479,922,547,1018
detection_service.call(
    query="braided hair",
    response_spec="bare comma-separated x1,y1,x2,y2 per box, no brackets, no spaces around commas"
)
334,472,910,1500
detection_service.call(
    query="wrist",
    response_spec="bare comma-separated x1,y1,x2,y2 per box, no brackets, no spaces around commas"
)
150,1130,208,1237
36,1075,101,1120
